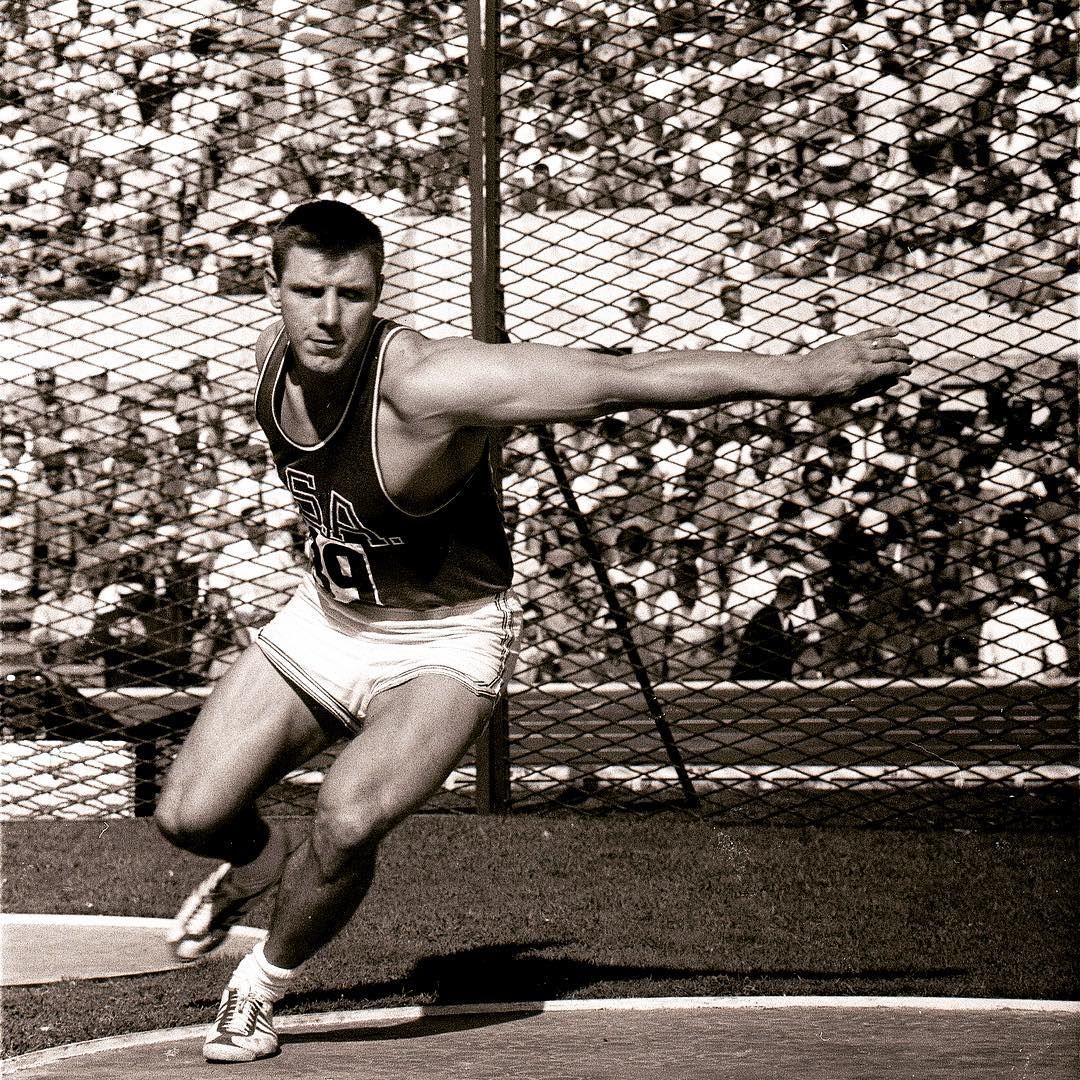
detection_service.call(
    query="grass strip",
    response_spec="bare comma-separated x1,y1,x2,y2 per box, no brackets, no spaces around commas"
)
2,815,1076,1057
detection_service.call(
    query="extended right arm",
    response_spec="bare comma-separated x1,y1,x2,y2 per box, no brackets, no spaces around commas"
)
385,327,914,431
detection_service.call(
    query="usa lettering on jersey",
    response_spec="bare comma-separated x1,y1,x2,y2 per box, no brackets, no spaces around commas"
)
285,466,403,605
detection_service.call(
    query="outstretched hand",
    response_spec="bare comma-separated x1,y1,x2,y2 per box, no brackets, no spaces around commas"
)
801,327,914,403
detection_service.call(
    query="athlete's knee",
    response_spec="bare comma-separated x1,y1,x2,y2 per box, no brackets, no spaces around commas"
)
154,790,235,856
310,791,399,878
155,796,207,853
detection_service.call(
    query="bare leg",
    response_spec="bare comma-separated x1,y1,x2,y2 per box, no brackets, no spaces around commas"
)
155,643,333,878
261,674,494,969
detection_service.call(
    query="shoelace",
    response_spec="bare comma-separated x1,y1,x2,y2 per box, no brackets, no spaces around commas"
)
217,991,266,1036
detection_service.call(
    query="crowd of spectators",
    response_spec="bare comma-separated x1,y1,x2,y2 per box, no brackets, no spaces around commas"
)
1,362,305,686
503,362,1077,684
0,0,1076,687
501,0,1076,308
0,0,1076,309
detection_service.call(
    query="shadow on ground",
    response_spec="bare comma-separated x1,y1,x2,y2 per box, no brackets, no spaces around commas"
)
242,941,970,1013
283,1009,541,1047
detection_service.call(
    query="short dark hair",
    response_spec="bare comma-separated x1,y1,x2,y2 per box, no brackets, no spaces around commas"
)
777,575,804,598
270,200,384,279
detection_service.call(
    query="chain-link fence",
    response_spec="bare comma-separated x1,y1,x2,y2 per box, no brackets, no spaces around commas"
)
1,1,1076,827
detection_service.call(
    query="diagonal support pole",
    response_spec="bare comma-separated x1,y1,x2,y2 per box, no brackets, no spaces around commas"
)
536,427,699,808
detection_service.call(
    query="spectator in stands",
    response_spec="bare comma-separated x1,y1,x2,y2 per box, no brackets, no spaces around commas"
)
1031,9,1075,84
652,144,712,207
17,139,71,238
277,22,335,123
0,105,36,205
59,141,95,224
26,440,93,593
638,547,723,680
141,100,206,256
173,494,233,660
217,439,297,525
695,219,751,291
95,444,160,551
541,129,602,211
1047,514,1079,673
701,283,772,351
731,573,805,681
785,458,850,547
744,104,800,200
79,100,142,170
88,544,159,686
307,55,364,141
785,292,842,351
116,138,169,258
135,26,200,120
514,599,563,682
649,415,696,508
581,145,650,209
202,505,303,660
718,534,784,655
978,576,1069,678
24,243,68,301
111,1,159,81
21,369,72,445
819,433,870,508
169,53,222,178
78,189,143,299
53,54,97,161
608,524,663,606
0,428,34,487
684,113,746,199
949,25,1002,137
28,565,98,666
988,106,1041,185
842,391,894,473
856,55,917,172
0,472,38,608
974,0,1040,64
978,443,1049,510
532,552,606,680
508,160,558,214
594,294,655,352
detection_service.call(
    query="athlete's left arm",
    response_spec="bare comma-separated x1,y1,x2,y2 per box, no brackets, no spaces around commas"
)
385,330,914,430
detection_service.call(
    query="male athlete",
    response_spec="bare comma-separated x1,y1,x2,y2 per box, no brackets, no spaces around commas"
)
155,200,913,1062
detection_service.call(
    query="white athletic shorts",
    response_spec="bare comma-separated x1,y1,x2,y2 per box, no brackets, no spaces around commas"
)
257,574,523,735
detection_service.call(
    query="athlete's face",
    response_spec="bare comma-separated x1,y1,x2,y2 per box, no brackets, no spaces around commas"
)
266,246,383,378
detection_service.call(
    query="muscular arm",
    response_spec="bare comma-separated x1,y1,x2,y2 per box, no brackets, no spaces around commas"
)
386,327,913,430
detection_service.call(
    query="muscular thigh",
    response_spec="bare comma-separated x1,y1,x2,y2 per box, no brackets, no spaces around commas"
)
317,674,494,830
160,643,334,827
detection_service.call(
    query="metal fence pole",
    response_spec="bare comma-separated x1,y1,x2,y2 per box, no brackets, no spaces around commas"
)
469,0,510,813
467,0,503,346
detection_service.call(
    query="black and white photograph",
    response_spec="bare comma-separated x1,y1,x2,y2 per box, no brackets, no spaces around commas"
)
0,0,1076,1076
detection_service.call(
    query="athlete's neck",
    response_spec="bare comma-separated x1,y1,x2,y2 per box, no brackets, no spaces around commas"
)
281,366,347,443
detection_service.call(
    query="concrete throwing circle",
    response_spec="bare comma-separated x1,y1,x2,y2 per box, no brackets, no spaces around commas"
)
0,914,264,985
4,997,1078,1079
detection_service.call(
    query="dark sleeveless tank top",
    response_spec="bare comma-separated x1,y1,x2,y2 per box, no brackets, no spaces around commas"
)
254,318,512,609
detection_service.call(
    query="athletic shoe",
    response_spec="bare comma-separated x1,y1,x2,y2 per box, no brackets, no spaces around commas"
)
167,862,271,962
203,986,279,1063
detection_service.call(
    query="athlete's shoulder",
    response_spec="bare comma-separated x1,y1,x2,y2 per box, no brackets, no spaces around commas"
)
379,327,469,423
381,322,433,363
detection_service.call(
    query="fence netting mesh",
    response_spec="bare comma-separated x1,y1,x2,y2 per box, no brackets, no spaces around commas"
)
1,0,1076,827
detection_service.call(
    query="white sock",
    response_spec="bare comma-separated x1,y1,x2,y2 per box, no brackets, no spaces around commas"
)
229,941,299,1004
